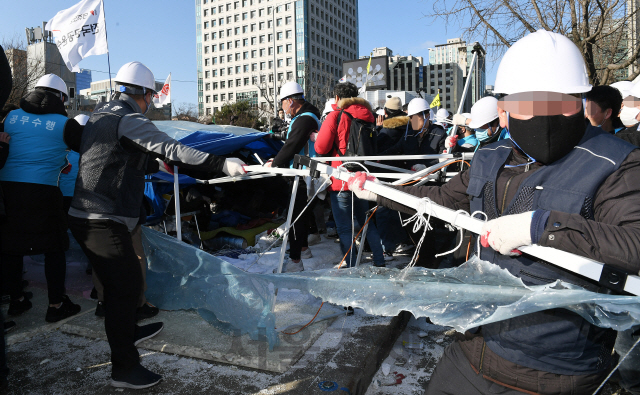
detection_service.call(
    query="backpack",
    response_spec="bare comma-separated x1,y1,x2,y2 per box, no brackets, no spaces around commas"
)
333,110,377,171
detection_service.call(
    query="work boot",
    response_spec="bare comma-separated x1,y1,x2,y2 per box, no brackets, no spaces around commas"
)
45,295,81,323
111,364,162,389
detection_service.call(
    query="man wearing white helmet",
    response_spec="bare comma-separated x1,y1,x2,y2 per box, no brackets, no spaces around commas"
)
265,81,322,272
349,30,640,394
0,73,84,324
378,97,446,171
67,61,245,389
615,81,640,145
453,96,508,149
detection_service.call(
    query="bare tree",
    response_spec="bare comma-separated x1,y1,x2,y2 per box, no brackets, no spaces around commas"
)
252,73,286,127
2,35,45,106
427,0,640,84
172,102,199,122
303,64,337,109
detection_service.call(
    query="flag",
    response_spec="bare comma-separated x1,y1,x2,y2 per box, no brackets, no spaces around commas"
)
430,93,441,108
338,75,346,83
153,73,171,107
366,52,373,74
46,0,108,72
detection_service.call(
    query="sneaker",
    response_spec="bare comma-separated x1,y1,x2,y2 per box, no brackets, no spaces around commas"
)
45,295,81,323
395,244,415,253
111,364,162,389
95,301,105,318
273,258,304,273
300,248,313,259
307,233,322,246
383,252,395,262
326,228,338,238
134,322,164,346
8,297,32,316
4,321,16,334
90,287,98,300
136,302,159,322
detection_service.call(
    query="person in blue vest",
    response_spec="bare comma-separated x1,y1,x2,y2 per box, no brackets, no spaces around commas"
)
265,81,321,272
0,74,84,323
349,30,640,395
453,96,508,150
68,61,246,390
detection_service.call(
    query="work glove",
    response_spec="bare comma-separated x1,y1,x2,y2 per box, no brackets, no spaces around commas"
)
309,132,319,143
264,159,274,168
222,157,247,177
61,163,72,174
347,171,378,202
411,164,427,172
452,113,468,126
445,135,458,149
480,211,533,256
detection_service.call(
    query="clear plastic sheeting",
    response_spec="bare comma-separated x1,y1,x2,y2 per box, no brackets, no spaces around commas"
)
142,228,278,349
152,120,258,140
141,228,640,350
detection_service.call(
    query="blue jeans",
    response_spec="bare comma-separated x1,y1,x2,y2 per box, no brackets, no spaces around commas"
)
330,191,385,267
615,327,640,395
376,206,410,252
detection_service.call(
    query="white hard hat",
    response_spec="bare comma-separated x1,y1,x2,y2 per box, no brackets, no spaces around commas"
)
435,108,450,124
114,61,156,93
629,81,640,99
376,108,385,116
35,74,68,98
493,30,592,95
462,112,472,118
74,114,90,126
407,98,430,117
279,81,304,101
322,98,336,116
468,96,499,129
610,81,635,98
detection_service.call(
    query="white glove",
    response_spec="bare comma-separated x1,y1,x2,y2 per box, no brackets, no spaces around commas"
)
480,211,533,256
452,113,468,126
222,158,247,177
411,164,427,172
309,132,319,143
445,135,458,149
264,159,274,168
347,172,378,201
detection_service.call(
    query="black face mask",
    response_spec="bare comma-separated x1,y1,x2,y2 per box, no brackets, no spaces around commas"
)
508,110,586,165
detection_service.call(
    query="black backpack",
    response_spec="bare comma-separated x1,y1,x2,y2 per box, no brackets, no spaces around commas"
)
333,110,378,171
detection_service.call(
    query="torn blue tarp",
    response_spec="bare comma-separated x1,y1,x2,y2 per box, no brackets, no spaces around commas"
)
141,227,640,350
144,121,283,223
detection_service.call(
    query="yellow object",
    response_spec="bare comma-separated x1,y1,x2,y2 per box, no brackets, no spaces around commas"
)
200,222,281,246
430,93,440,108
366,52,373,74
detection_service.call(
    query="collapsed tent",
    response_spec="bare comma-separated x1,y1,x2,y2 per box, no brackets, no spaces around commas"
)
144,121,283,224
141,227,640,351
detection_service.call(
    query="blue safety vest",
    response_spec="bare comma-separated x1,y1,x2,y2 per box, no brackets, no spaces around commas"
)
286,111,320,168
467,126,635,375
0,109,69,187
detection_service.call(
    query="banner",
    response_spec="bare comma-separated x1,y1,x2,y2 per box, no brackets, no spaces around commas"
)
153,73,171,107
47,0,108,72
430,93,441,108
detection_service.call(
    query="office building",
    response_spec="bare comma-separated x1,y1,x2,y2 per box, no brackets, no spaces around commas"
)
196,0,359,117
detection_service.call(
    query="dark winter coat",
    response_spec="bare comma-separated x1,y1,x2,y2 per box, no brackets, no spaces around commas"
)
615,123,640,146
378,122,446,169
0,90,83,255
376,116,409,147
272,101,321,168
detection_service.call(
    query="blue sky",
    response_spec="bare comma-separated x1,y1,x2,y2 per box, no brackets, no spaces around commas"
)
1,0,498,106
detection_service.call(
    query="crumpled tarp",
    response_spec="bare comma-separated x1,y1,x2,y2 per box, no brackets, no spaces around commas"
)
142,227,640,350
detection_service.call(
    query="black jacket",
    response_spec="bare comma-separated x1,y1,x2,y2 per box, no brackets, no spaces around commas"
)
272,101,321,168
615,123,640,146
379,122,446,169
377,115,409,147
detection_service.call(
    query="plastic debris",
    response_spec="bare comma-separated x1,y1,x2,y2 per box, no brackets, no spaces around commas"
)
40,359,50,365
381,362,390,376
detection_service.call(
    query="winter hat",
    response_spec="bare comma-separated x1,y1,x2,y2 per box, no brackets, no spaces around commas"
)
384,97,402,111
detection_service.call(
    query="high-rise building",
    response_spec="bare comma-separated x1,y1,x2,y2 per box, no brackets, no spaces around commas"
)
75,69,92,92
429,38,486,112
196,0,359,117
628,0,639,78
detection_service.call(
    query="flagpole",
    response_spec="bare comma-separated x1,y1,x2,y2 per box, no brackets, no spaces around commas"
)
100,0,113,99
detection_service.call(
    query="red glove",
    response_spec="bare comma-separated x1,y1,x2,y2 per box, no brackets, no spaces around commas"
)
61,164,72,174
445,135,458,149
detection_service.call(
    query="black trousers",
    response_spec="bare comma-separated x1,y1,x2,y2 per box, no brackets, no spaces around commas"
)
288,184,310,261
68,216,142,372
2,251,66,304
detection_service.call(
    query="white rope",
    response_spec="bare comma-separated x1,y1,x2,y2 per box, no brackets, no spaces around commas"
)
434,210,471,258
400,198,435,278
592,334,640,395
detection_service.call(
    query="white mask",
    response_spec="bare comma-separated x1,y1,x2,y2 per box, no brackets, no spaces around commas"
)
620,105,640,127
